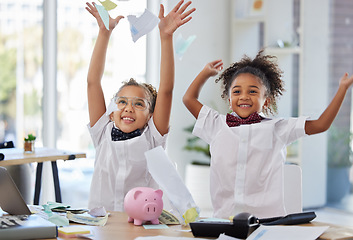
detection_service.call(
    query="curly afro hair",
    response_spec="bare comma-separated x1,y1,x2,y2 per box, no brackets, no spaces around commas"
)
116,78,157,113
215,49,285,115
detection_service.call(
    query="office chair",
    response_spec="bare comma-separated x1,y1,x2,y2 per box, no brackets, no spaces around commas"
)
284,164,303,214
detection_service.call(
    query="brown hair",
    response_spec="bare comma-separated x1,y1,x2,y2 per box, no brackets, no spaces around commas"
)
117,78,157,113
215,49,284,115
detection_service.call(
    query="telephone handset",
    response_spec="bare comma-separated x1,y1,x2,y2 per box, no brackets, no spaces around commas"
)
189,211,316,239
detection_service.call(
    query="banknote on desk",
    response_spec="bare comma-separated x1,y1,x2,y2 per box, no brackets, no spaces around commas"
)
158,209,180,225
66,211,108,226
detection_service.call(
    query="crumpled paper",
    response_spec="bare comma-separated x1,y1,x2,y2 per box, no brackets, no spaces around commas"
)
88,206,107,217
106,98,118,116
127,8,159,42
42,204,70,227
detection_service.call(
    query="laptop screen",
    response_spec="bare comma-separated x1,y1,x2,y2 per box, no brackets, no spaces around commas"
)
0,167,31,215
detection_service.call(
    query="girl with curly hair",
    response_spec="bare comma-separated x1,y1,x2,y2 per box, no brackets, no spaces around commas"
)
85,1,195,212
183,50,353,218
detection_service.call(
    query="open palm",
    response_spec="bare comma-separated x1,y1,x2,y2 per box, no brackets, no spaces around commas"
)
158,0,195,37
85,2,123,31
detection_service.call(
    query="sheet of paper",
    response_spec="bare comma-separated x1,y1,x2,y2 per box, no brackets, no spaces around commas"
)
134,236,208,240
98,0,117,11
134,234,238,240
246,225,329,240
145,146,199,225
106,98,118,115
96,4,110,30
218,233,242,240
175,34,196,60
143,224,168,230
127,8,159,42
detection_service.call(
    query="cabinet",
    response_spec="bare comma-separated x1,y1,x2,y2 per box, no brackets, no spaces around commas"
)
230,0,330,208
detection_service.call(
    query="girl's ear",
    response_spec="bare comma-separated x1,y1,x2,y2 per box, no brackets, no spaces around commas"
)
264,97,270,106
262,97,271,111
144,113,152,128
109,112,114,121
146,112,153,122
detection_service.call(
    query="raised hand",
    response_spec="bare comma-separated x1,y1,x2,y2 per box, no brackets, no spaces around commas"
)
158,0,196,37
203,60,224,78
85,2,124,32
339,72,353,90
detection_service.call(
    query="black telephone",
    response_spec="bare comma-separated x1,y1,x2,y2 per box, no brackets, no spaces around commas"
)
189,211,316,239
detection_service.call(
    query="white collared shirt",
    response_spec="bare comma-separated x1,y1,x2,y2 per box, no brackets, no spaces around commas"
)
193,105,308,219
87,114,168,211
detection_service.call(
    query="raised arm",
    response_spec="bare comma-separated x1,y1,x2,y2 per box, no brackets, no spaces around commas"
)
85,2,123,127
305,72,353,135
153,0,195,135
183,60,223,118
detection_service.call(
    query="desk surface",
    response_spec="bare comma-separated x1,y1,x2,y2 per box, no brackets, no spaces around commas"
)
49,212,353,240
0,148,86,166
57,212,192,240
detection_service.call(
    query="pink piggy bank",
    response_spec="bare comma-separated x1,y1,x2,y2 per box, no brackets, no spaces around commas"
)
124,187,163,225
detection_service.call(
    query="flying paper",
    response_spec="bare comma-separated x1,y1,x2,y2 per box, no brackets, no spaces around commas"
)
175,34,196,60
145,146,200,225
106,98,118,116
96,4,110,30
98,0,117,11
127,8,159,42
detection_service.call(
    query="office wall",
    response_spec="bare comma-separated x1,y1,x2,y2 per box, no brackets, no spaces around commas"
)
300,0,330,208
166,0,231,179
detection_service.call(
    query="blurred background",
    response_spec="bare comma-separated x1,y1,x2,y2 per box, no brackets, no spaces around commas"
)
0,0,352,219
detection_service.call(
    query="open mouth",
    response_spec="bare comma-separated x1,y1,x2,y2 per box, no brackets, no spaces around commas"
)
239,104,251,108
121,116,135,122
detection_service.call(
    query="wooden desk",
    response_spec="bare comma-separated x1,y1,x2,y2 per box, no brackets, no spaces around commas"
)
0,148,86,205
57,211,193,240
51,212,353,240
308,221,353,240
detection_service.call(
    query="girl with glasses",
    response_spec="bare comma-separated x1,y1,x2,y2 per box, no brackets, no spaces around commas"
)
85,1,195,212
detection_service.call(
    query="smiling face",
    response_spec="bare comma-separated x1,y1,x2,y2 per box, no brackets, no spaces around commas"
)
228,73,269,118
111,85,152,133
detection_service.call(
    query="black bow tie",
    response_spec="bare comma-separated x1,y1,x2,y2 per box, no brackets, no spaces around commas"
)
111,126,142,141
226,112,264,127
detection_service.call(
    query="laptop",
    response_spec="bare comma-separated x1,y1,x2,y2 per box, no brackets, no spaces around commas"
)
0,166,31,215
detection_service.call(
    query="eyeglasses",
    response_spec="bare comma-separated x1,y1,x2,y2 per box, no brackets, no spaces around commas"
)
114,96,150,111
